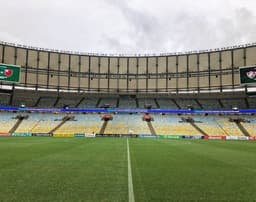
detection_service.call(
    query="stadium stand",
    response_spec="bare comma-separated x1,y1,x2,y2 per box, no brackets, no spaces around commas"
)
215,117,245,136
156,98,179,109
241,117,256,136
198,99,222,110
82,114,103,134
0,111,254,136
175,98,200,110
55,97,79,108
37,97,56,108
29,113,63,133
77,98,99,108
98,97,118,108
221,98,247,109
104,114,151,134
248,97,256,109
0,41,255,137
0,94,10,106
12,95,38,107
119,96,137,108
0,112,17,133
138,98,158,109
153,115,201,136
194,116,227,136
52,114,105,135
15,114,36,133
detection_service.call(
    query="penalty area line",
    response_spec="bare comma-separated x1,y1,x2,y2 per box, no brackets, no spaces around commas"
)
127,138,135,202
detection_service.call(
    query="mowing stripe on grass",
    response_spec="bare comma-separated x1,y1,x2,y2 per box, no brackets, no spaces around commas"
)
127,138,135,202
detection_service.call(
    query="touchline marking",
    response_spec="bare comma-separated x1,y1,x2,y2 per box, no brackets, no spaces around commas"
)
127,138,135,202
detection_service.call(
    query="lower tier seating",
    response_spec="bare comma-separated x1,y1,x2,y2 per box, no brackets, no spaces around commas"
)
0,112,255,136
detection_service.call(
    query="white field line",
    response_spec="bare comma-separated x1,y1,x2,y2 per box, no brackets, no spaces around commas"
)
127,138,135,202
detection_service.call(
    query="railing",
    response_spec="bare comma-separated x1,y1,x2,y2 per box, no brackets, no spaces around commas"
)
1,40,256,57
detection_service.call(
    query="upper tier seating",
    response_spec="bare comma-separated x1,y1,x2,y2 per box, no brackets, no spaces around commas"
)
0,94,10,106
199,99,222,110
55,98,80,108
37,97,56,108
12,96,38,107
138,98,157,109
175,99,200,109
119,97,137,108
248,98,256,109
156,98,179,109
77,98,99,108
221,99,247,109
98,98,117,108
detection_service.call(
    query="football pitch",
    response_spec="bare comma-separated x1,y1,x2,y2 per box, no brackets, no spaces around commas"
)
0,137,256,201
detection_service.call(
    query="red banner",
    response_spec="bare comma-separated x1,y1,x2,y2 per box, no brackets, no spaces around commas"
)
0,133,11,137
204,136,226,140
249,137,256,141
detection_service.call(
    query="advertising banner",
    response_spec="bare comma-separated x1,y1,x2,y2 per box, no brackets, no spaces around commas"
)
237,136,249,141
0,64,20,83
226,136,249,141
159,135,182,139
249,136,256,141
85,134,96,138
183,136,203,140
121,134,138,138
139,135,158,138
0,133,11,137
240,66,256,85
204,136,226,140
226,136,238,140
74,134,85,137
32,133,52,137
12,133,32,137
53,134,74,138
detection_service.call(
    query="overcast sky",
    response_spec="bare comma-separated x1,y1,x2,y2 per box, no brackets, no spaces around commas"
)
1,0,256,54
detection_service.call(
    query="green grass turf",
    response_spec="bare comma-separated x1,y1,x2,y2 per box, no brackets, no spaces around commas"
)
130,139,256,202
0,137,256,201
0,137,128,202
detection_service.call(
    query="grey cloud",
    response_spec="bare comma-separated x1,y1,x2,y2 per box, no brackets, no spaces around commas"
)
0,0,256,54
102,0,164,53
207,7,256,48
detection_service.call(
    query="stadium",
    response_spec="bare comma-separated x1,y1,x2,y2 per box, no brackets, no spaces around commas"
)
0,40,256,201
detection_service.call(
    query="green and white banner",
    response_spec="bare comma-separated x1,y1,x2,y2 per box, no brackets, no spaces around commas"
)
0,63,20,83
240,66,256,85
